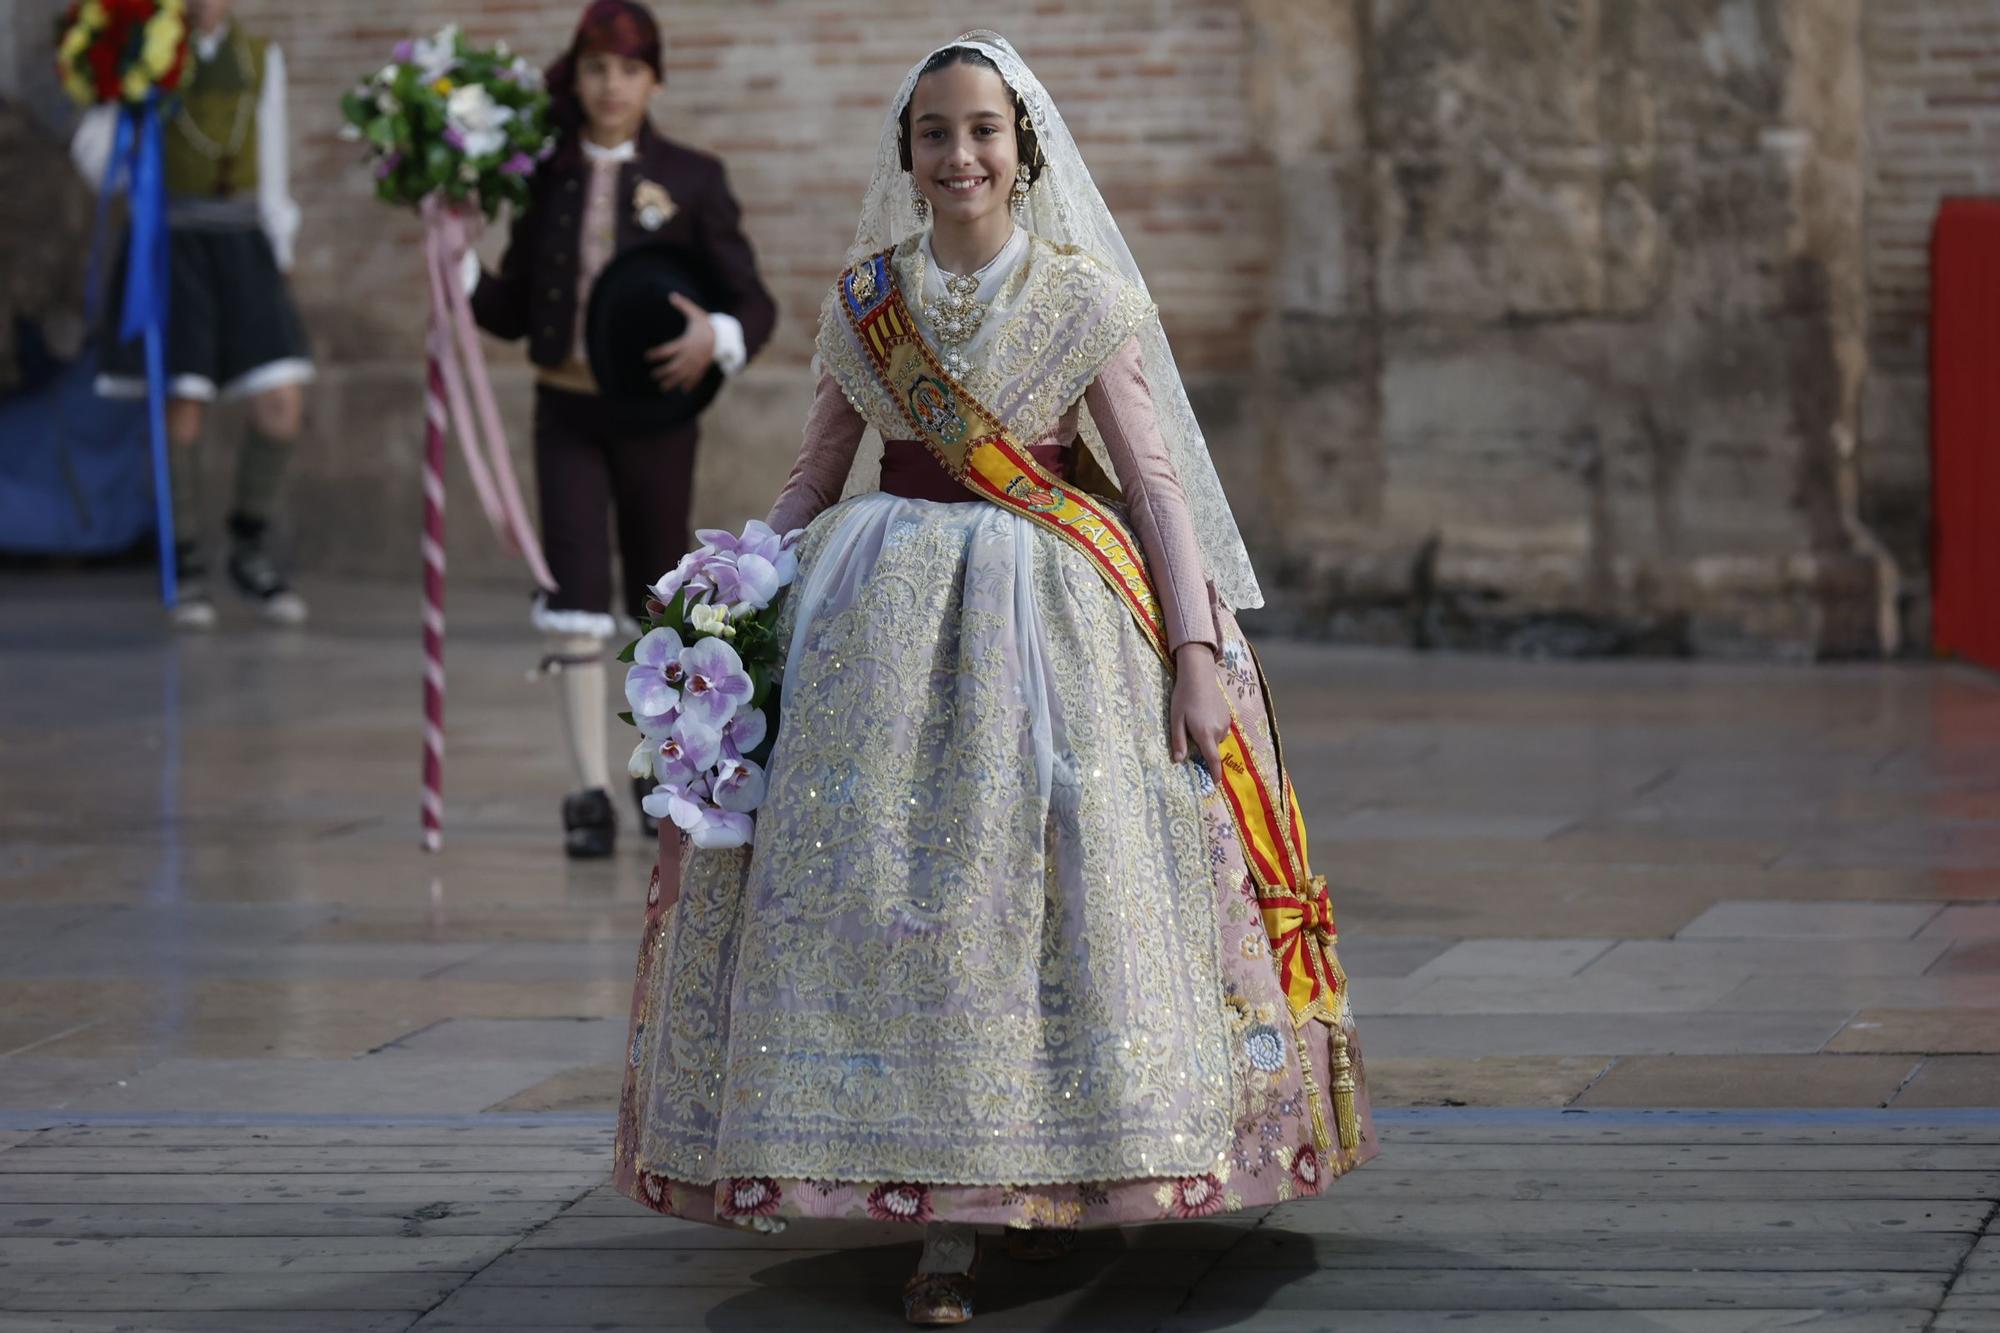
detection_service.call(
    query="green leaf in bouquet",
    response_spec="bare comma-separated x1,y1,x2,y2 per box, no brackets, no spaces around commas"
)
617,637,638,665
618,710,636,727
745,683,781,767
365,115,395,149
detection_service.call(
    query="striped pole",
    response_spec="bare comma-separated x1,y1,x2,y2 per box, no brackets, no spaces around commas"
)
420,331,449,852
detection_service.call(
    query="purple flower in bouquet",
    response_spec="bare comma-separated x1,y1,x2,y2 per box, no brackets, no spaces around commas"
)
500,151,535,176
391,38,415,62
651,548,720,606
693,520,802,612
441,125,467,151
374,151,403,180
711,756,768,814
646,778,754,850
676,637,753,729
723,707,767,758
653,714,721,788
625,627,686,720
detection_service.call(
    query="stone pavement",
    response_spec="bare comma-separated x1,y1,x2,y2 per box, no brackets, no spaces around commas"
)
0,1110,1997,1331
2,569,1999,1328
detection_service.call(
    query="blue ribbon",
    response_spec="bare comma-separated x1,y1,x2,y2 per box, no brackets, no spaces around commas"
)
93,95,178,607
120,100,170,345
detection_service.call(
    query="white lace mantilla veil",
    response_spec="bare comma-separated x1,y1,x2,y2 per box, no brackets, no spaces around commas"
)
833,29,1264,611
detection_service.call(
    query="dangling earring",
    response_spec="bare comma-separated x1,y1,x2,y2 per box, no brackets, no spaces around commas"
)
1010,163,1032,221
909,177,930,223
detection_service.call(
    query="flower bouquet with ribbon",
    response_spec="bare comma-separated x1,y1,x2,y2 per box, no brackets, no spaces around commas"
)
55,0,191,605
339,24,556,850
621,522,804,850
339,24,550,219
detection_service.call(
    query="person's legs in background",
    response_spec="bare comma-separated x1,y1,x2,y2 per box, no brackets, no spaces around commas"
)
607,420,699,837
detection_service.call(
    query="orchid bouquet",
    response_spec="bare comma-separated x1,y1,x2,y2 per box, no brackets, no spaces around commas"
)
622,521,804,850
338,24,553,221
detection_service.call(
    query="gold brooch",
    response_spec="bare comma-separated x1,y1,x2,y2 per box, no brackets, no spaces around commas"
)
848,261,877,304
634,179,676,231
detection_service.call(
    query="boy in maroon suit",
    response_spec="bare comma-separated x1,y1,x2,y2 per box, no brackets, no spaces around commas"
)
470,0,776,858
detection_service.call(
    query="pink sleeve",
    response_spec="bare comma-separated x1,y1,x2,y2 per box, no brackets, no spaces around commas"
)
766,373,867,534
1082,337,1221,654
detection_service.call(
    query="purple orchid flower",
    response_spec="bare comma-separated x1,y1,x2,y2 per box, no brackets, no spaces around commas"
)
676,637,753,729
374,151,403,180
723,707,767,758
651,548,718,606
691,520,803,613
711,756,768,814
624,627,686,719
500,151,535,177
653,715,722,788
644,780,753,850
392,39,415,62
441,125,467,152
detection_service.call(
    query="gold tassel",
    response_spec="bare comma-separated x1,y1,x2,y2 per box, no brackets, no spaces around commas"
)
1295,1029,1334,1154
1330,1024,1360,1152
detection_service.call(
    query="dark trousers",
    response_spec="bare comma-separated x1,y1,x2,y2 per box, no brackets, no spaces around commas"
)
534,386,698,623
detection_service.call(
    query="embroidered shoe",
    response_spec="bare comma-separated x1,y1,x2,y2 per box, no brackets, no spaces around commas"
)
225,515,308,626
902,1271,975,1326
563,787,617,860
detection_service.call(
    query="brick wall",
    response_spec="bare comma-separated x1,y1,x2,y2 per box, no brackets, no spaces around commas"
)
220,0,1283,587
1862,0,2000,597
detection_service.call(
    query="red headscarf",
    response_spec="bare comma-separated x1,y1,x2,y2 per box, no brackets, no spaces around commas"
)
544,0,663,163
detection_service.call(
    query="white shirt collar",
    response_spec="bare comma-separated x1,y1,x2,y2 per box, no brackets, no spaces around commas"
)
582,138,638,164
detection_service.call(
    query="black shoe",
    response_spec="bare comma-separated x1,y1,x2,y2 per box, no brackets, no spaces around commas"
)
226,513,308,625
563,787,617,859
632,776,660,838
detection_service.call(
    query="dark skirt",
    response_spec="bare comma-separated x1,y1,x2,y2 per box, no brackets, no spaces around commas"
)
99,223,312,401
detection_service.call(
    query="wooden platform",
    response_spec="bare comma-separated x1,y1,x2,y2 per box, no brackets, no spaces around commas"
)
1,1110,1996,1331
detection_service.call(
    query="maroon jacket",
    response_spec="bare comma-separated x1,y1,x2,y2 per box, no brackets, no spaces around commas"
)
472,121,776,369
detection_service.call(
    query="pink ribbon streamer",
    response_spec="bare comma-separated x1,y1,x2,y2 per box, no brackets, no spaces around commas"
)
420,196,556,591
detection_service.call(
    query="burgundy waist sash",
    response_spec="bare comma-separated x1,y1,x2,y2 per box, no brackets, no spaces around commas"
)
879,438,1071,503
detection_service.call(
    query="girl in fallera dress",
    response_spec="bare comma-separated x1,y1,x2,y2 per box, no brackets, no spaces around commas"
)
614,31,1373,1325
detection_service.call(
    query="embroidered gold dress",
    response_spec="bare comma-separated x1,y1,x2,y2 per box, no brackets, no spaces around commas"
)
613,231,1375,1229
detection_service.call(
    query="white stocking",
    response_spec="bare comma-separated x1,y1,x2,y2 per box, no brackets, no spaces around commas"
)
541,632,610,792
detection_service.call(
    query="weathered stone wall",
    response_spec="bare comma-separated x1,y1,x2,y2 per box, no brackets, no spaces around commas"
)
1239,0,1894,657
10,1,1997,655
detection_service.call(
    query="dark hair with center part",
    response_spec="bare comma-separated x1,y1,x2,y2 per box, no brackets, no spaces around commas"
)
897,46,1043,185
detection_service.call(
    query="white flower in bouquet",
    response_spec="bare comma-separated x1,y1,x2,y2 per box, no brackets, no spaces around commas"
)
408,25,461,83
688,602,735,640
445,83,515,159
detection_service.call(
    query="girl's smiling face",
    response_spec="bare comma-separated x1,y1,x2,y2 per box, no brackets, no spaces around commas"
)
906,62,1019,228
